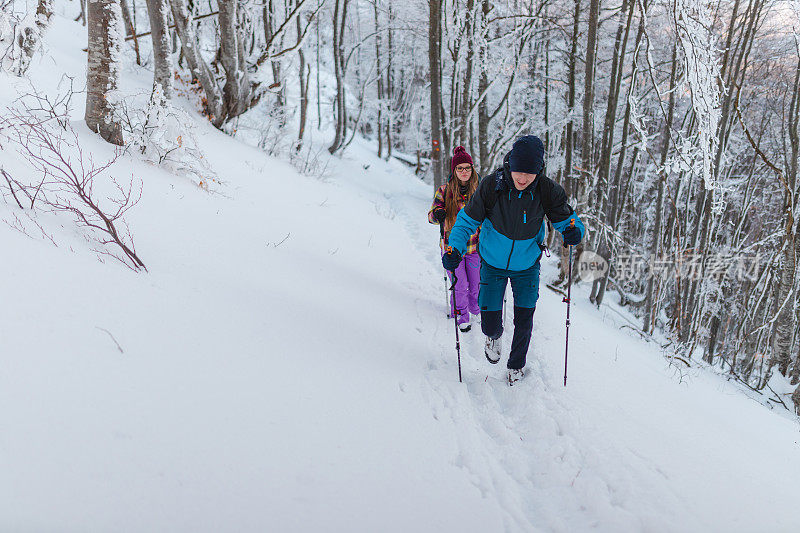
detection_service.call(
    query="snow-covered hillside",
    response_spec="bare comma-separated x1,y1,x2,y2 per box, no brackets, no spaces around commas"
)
2,9,800,533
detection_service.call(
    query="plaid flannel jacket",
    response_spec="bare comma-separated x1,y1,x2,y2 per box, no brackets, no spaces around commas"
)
428,183,480,254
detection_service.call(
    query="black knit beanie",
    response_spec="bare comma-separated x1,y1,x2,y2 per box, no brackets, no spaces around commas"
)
508,135,545,175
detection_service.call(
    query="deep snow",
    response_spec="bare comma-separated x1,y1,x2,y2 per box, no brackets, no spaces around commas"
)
1,8,800,533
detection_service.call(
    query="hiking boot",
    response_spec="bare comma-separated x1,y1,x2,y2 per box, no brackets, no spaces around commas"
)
484,336,501,364
507,368,525,386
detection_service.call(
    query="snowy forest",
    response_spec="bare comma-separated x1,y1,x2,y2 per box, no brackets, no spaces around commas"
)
5,0,797,408
3,0,800,529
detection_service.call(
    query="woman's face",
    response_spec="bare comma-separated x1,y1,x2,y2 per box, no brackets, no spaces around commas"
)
454,163,472,183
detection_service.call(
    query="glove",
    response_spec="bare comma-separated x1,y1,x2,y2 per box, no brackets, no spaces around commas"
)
432,207,446,224
562,224,582,248
442,248,463,271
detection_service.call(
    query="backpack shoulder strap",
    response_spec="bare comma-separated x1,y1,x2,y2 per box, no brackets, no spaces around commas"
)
484,169,504,217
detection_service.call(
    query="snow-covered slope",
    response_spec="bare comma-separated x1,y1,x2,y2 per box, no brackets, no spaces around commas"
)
2,10,799,533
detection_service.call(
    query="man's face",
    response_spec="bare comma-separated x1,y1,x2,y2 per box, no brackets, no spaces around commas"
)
511,171,536,191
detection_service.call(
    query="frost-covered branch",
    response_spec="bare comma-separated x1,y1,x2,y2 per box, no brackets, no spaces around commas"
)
673,0,723,212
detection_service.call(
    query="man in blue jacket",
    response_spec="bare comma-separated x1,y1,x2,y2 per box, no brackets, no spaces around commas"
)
442,135,585,385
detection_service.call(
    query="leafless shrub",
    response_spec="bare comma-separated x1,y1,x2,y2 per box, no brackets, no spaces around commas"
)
232,100,331,179
117,86,219,192
253,109,291,157
290,142,331,179
0,90,146,271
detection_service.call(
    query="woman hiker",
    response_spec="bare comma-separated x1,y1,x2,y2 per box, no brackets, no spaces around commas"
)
429,146,482,333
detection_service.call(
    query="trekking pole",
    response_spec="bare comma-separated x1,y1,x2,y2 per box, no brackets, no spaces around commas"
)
563,219,576,387
445,247,463,383
439,222,450,318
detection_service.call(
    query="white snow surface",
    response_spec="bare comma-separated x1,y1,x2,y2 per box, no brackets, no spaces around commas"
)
2,11,800,533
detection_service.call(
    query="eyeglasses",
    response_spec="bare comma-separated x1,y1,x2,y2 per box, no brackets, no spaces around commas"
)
455,165,472,172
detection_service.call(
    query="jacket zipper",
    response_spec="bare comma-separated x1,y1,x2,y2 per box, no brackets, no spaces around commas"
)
506,240,516,269
505,192,525,270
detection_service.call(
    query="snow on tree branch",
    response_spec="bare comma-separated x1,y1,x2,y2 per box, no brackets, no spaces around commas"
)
673,0,724,213
0,0,54,75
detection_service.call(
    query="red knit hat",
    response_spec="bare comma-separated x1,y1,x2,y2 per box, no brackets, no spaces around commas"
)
450,146,474,173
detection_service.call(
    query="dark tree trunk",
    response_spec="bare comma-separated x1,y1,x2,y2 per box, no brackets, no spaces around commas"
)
477,0,490,176
297,9,309,149
429,0,444,187
459,0,475,152
578,0,600,211
563,0,581,198
120,0,141,64
385,2,394,159
373,0,384,158
329,0,349,154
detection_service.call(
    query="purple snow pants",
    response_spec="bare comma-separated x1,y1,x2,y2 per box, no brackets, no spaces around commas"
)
446,252,481,325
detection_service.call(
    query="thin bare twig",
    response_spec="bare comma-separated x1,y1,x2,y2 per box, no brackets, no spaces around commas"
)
1,168,25,209
96,327,124,354
268,233,291,248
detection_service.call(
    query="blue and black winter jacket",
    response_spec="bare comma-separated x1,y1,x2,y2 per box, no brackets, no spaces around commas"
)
447,159,585,271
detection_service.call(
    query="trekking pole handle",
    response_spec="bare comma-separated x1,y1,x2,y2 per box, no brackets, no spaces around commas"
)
444,245,458,287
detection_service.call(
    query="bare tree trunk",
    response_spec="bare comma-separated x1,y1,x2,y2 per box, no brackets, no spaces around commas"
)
120,0,141,64
558,0,595,285
772,235,796,375
385,1,393,159
429,0,444,187
328,0,349,154
218,0,252,120
459,0,475,152
543,3,550,155
447,39,461,158
169,0,224,125
144,0,173,98
76,0,87,25
772,56,800,377
578,0,600,211
563,0,581,200
316,11,321,129
643,44,678,333
477,0,490,176
297,4,309,149
85,0,124,145
595,5,643,302
264,0,286,112
594,0,633,211
590,0,634,306
373,0,384,158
